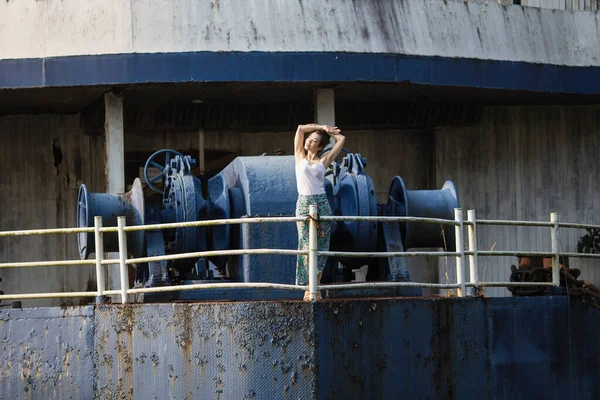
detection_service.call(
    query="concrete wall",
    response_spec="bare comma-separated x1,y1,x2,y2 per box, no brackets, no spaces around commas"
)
1,0,599,67
437,105,600,297
0,114,105,307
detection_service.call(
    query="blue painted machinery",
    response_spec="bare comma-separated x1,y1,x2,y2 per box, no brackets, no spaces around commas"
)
77,149,458,299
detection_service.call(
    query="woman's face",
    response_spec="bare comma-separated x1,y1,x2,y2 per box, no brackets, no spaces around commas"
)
304,132,323,153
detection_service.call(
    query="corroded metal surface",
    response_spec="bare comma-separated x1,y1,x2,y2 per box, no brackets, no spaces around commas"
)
94,302,314,400
315,298,487,399
315,296,600,399
0,306,95,399
1,297,600,399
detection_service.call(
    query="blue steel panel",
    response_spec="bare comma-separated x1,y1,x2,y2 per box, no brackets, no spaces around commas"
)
315,296,600,400
488,296,600,400
314,298,488,400
0,306,95,400
94,302,315,400
1,52,599,94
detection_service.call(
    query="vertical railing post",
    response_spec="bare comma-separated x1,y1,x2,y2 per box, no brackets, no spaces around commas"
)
551,213,560,286
454,208,466,297
308,205,319,302
467,210,480,296
117,217,129,304
94,216,106,304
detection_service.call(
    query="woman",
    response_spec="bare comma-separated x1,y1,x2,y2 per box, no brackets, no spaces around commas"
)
294,123,345,300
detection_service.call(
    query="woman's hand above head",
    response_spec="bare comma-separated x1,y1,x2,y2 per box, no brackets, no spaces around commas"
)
322,125,341,135
320,127,345,167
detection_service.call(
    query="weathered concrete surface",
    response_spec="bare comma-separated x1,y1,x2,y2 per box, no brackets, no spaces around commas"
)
0,297,598,399
0,0,599,66
437,105,600,297
0,114,104,308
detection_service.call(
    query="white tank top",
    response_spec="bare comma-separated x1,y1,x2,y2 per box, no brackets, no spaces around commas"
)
295,158,326,195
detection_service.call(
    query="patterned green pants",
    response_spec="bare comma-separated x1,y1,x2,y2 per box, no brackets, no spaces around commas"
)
295,194,332,285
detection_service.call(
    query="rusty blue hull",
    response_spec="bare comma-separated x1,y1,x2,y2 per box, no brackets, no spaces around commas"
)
1,296,598,399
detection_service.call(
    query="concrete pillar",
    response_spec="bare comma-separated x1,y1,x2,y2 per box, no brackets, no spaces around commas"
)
314,88,335,126
104,92,126,300
104,92,125,193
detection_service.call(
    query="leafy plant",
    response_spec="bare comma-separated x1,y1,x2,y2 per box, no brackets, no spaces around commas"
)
577,228,600,254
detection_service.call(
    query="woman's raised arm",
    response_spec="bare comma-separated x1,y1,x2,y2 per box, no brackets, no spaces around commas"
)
294,124,320,162
320,127,345,167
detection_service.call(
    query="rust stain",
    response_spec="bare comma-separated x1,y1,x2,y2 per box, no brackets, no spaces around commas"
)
114,306,134,400
174,304,194,398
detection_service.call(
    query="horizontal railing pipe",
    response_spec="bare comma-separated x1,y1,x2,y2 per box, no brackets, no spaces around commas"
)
123,249,306,265
319,251,460,258
319,282,462,290
557,222,600,230
127,282,306,294
477,251,554,257
116,216,306,233
560,252,600,259
0,227,93,237
0,291,98,300
320,215,459,225
477,220,553,227
0,259,96,268
467,282,555,287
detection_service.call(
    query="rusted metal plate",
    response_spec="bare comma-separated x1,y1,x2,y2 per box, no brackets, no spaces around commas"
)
94,302,315,400
0,306,95,399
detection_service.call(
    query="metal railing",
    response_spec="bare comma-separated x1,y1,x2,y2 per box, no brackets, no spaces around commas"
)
1,208,600,303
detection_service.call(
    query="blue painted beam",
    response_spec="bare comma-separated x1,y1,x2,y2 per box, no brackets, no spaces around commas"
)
0,52,598,94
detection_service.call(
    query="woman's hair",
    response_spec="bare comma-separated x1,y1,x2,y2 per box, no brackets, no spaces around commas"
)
314,129,330,152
